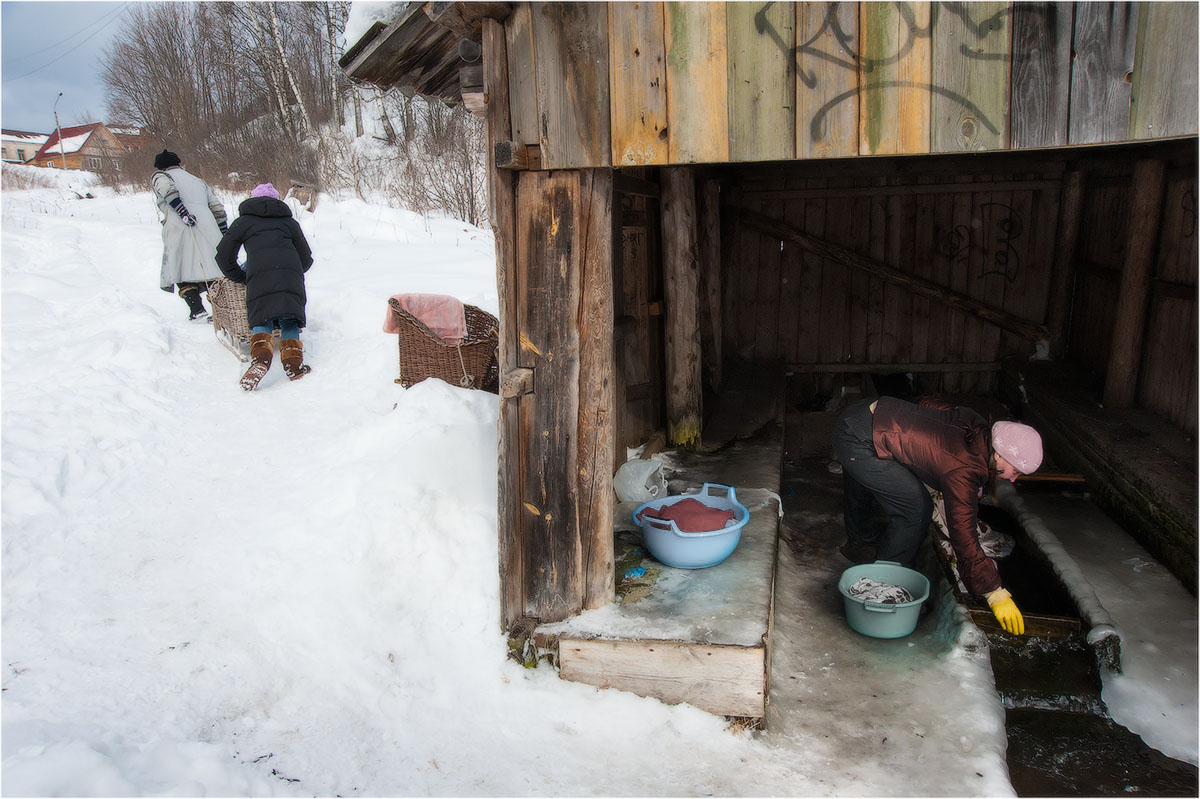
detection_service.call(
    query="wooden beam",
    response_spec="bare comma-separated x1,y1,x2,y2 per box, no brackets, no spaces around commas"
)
494,140,541,171
1103,159,1167,408
1046,170,1086,359
735,205,1049,343
614,172,660,199
577,170,616,611
485,17,524,631
423,2,512,39
697,177,723,394
786,361,1001,373
661,167,703,448
500,367,534,398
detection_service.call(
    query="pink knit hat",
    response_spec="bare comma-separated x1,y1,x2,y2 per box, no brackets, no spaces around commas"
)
250,183,279,199
991,421,1043,474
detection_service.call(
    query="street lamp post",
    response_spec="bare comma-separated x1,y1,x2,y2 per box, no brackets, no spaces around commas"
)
53,93,66,170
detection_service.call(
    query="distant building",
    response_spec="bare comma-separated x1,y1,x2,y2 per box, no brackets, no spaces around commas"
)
30,123,125,171
1,129,49,164
108,126,149,156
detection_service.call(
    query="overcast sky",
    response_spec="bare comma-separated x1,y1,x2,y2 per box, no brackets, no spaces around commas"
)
2,1,130,133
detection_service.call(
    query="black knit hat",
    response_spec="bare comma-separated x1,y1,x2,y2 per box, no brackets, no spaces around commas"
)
154,149,181,169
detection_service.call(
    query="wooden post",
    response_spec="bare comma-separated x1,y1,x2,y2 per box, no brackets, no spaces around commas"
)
1046,170,1085,359
697,177,723,394
661,166,703,447
1103,159,1166,408
578,170,616,611
485,18,525,631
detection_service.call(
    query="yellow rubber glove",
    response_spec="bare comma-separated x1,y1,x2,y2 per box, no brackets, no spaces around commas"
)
985,588,1025,635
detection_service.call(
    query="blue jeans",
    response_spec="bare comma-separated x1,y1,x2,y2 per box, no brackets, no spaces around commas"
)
831,399,933,566
252,317,300,340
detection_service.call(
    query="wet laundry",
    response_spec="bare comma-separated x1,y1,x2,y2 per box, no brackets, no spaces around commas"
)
848,577,916,604
642,498,736,533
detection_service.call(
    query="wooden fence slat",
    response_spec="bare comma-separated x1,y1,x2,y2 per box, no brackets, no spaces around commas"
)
859,1,932,155
796,2,858,158
727,1,795,162
1069,2,1138,145
610,2,669,166
1010,2,1073,149
931,2,1012,152
532,2,612,168
1130,2,1200,141
665,2,730,164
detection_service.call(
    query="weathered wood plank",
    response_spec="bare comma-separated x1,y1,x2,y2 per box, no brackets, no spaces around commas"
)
1010,2,1073,149
559,638,767,717
755,172,786,359
859,1,931,155
664,2,730,164
817,178,851,365
609,2,669,166
697,177,723,393
727,1,795,162
487,17,524,630
1069,2,1138,145
1045,170,1085,359
577,170,616,610
796,2,858,158
1130,2,1199,140
1104,159,1166,408
515,170,584,622
796,177,826,365
505,3,539,147
661,167,703,447
532,2,612,168
778,173,805,363
930,2,1012,152
735,205,1049,342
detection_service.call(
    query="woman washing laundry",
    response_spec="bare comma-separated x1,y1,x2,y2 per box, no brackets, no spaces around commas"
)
831,396,1043,635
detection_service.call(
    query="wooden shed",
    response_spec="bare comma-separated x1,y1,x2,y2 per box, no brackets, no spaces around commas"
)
343,2,1198,719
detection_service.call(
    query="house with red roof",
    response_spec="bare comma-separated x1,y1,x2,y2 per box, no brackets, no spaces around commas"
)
30,122,126,171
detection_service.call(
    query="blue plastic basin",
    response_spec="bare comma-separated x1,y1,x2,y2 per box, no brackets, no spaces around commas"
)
633,483,750,569
837,561,930,639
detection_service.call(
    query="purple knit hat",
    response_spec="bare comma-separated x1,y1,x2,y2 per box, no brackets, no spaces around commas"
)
250,183,279,199
991,421,1043,474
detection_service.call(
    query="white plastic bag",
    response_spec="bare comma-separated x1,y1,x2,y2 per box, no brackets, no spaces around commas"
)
613,459,667,503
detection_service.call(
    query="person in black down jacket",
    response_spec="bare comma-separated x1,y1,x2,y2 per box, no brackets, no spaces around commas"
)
216,183,314,391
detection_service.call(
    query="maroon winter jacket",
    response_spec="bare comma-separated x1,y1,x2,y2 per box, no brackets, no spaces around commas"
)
871,396,1001,595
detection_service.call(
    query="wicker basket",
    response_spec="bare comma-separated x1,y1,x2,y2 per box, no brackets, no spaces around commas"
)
208,278,251,361
389,298,499,392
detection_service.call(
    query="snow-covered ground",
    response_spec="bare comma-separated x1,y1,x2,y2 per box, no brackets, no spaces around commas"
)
1,165,1195,796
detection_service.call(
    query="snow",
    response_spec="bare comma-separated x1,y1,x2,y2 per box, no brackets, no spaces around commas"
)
42,131,92,157
343,2,409,52
2,163,1196,796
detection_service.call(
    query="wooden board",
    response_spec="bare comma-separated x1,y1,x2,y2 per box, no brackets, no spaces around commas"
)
795,2,858,158
558,638,767,717
532,2,612,168
1010,2,1073,149
505,3,539,147
858,1,931,155
664,2,729,164
609,2,668,166
930,2,1011,152
1130,2,1200,141
1069,2,1138,145
727,1,795,162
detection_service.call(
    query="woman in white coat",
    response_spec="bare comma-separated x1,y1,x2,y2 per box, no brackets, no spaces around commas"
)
151,150,229,320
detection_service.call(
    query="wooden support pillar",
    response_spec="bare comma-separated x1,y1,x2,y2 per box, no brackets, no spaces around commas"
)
484,17,525,631
1103,159,1166,409
511,168,616,624
697,177,723,395
661,166,703,448
1046,170,1085,359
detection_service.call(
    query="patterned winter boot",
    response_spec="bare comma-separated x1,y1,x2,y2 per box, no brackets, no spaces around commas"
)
182,287,210,322
279,338,312,381
239,332,275,391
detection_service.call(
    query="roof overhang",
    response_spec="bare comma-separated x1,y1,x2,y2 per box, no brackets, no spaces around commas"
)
339,1,510,111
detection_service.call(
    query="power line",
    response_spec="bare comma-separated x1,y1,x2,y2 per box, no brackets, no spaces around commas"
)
3,3,131,83
6,2,127,61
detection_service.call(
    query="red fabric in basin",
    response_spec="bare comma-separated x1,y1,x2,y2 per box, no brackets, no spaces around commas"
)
643,498,735,533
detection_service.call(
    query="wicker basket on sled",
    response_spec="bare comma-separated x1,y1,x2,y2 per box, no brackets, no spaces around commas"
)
208,278,253,361
388,297,499,393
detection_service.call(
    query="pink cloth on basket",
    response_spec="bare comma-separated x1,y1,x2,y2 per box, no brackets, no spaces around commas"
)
383,293,467,343
642,498,735,533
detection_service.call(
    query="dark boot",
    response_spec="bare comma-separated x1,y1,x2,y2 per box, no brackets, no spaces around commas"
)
181,287,209,321
240,332,275,391
839,542,878,565
279,338,311,381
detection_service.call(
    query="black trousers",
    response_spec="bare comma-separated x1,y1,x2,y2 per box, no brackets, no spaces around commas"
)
830,399,933,566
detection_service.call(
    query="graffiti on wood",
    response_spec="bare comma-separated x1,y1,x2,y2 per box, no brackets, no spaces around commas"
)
1182,187,1196,240
934,202,1024,282
755,2,1015,143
